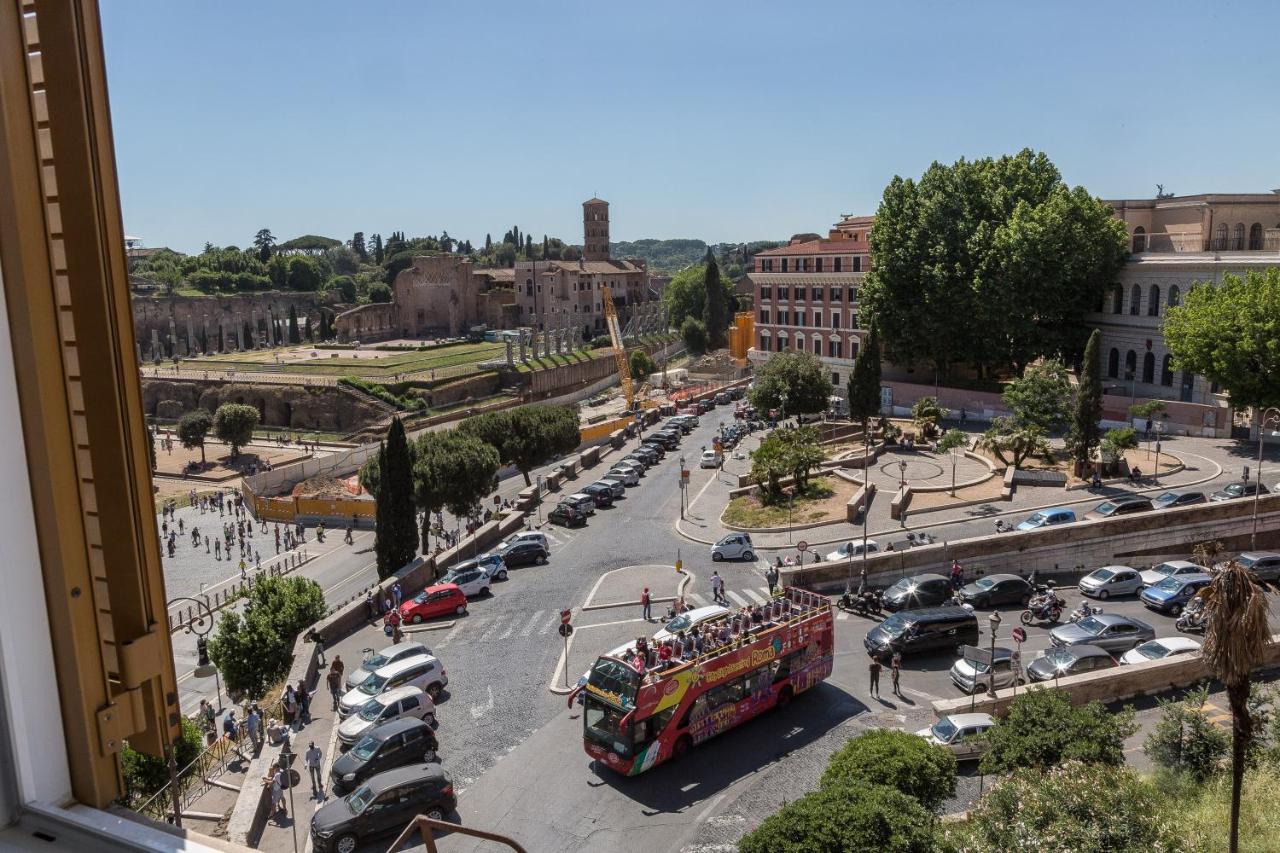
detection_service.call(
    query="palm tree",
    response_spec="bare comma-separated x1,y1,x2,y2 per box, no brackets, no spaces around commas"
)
1201,555,1271,853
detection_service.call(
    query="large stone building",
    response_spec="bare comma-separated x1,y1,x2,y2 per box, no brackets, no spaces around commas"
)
513,198,651,340
335,256,516,342
1088,191,1280,406
747,214,874,391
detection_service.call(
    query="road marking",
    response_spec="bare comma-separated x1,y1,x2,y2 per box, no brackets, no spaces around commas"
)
687,592,709,607
470,685,495,720
538,618,555,634
439,621,467,645
742,588,767,605
497,617,519,640
518,610,545,637
478,618,503,642
321,559,379,595
725,590,749,607
837,612,849,621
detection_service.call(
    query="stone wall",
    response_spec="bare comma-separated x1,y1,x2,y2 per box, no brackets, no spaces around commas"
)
141,379,384,432
132,292,321,360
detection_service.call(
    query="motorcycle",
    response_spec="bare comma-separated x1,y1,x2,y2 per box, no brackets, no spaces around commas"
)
1176,597,1207,634
838,589,883,617
1020,590,1065,626
1068,601,1102,623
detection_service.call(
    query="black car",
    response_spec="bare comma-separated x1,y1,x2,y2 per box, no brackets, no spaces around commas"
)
645,432,678,450
581,483,614,508
1153,491,1207,510
881,574,954,612
865,606,980,658
638,437,667,458
667,418,693,434
1083,494,1154,520
957,573,1034,608
311,763,456,853
330,718,439,795
547,503,587,528
1211,482,1269,502
495,540,549,566
631,446,660,464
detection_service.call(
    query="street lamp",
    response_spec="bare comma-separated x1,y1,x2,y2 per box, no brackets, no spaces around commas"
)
1252,407,1280,551
169,595,222,712
987,611,1002,695
948,445,963,497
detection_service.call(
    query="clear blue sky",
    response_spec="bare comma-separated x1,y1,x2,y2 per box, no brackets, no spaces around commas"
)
101,0,1280,254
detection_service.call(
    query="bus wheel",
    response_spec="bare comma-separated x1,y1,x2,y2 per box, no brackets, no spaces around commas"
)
671,735,692,761
776,686,793,709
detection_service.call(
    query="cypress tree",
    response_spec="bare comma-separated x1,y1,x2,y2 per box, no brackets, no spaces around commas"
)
304,316,313,342
1066,328,1104,476
288,304,301,344
376,417,418,579
373,233,384,264
485,234,492,252
702,248,728,349
847,320,882,434
242,321,253,348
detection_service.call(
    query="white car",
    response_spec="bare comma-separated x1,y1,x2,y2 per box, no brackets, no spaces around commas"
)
1120,636,1203,665
916,713,994,761
344,642,433,691
338,655,449,718
653,605,731,642
1139,560,1208,587
503,531,549,552
608,465,640,486
700,450,721,468
336,685,434,748
825,540,880,562
711,533,754,561
437,565,491,598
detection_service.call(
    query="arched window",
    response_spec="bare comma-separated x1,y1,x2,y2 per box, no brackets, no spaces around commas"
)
1168,285,1180,308
1233,223,1246,250
1147,284,1160,316
1111,284,1123,314
1132,226,1146,253
1250,223,1264,250
1142,352,1155,383
1215,223,1228,250
1129,284,1141,315
1124,350,1137,379
1161,354,1173,386
1108,348,1120,378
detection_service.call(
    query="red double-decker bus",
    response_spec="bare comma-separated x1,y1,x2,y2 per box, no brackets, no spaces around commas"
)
579,587,833,775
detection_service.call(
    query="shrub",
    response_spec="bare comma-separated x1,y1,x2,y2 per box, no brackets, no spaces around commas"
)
738,782,936,853
821,730,956,813
681,316,709,355
980,688,1136,774
120,717,204,803
1144,684,1230,781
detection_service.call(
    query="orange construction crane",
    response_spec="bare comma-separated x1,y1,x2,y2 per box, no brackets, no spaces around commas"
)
602,285,635,408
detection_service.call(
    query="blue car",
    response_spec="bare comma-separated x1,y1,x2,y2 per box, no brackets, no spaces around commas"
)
1140,573,1213,616
1015,507,1077,531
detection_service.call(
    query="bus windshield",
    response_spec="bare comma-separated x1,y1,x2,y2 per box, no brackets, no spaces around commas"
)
587,657,640,709
583,696,632,756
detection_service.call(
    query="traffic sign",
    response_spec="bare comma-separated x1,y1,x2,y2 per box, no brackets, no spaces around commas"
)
959,645,994,666
558,623,574,638
560,609,572,625
1012,626,1027,644
796,540,809,552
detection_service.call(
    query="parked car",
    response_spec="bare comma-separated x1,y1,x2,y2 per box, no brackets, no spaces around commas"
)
547,502,588,528
950,647,1022,694
492,539,548,567
644,433,677,451
881,573,953,612
1015,507,1076,530
310,763,456,853
593,479,625,499
631,445,661,464
714,392,731,405
345,642,432,692
667,418,693,434
957,573,1034,608
336,686,434,750
654,605,731,642
462,553,507,577
1048,613,1155,653
1083,494,1154,520
607,465,641,486
331,717,439,794
436,566,491,598
618,453,650,472
864,606,980,658
711,533,755,561
1210,482,1269,502
675,413,700,428
1223,552,1280,584
1026,644,1117,682
562,493,596,516
399,585,468,624
825,540,880,563
338,655,448,717
696,398,713,413
1120,636,1203,665
700,450,721,468
1153,490,1207,510
1139,559,1208,587
1078,565,1144,600
502,531,548,552
916,713,994,761
1140,573,1213,615
580,483,614,508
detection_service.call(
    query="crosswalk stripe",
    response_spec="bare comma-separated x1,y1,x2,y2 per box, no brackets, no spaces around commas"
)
687,593,709,607
538,618,555,634
439,622,466,645
478,618,502,642
725,590,749,607
518,610,545,637
742,588,767,605
497,617,520,640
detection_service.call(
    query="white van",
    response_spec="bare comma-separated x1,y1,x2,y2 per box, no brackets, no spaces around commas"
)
336,685,435,748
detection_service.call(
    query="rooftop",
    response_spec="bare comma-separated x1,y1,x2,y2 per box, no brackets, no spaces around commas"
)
755,239,869,257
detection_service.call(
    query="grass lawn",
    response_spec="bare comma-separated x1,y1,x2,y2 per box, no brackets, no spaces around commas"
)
180,341,507,378
722,476,852,528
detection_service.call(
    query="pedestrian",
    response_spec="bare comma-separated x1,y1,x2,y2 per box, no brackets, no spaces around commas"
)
246,704,262,751
766,564,780,595
305,741,323,795
200,699,216,736
868,653,881,698
222,710,244,758
265,762,287,819
950,559,963,590
327,663,343,710
640,587,652,622
890,651,902,697
392,582,402,608
296,678,311,724
711,571,725,605
282,686,297,728
365,592,376,621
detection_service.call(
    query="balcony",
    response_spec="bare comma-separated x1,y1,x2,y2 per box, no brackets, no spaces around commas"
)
1131,229,1280,254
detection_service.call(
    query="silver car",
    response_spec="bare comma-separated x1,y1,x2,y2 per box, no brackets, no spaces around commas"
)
1049,613,1155,654
344,642,432,691
1078,565,1144,600
949,647,1023,694
916,713,994,761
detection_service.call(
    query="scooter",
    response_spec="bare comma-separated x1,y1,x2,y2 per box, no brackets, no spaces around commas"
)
1020,590,1065,626
837,589,883,617
1176,597,1207,633
1068,601,1102,623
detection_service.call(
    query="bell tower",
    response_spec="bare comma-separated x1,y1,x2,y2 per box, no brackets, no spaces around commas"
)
582,197,610,261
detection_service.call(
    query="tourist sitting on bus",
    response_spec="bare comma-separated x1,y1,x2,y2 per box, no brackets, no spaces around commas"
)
657,641,673,669
691,628,704,657
717,621,732,645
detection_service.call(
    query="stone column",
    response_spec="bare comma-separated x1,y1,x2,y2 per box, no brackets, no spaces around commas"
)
519,329,528,362
505,337,514,366
218,319,226,353
150,328,161,361
168,317,178,358
556,313,566,354
186,316,195,356
249,309,258,348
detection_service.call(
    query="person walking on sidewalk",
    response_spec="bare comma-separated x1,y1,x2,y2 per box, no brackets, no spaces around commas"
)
305,741,323,795
890,651,902,698
868,653,882,698
641,587,652,622
327,662,343,710
392,582,402,609
711,572,726,605
766,564,780,596
246,705,262,752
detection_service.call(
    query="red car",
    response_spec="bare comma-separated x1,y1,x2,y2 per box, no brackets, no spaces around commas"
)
399,583,467,623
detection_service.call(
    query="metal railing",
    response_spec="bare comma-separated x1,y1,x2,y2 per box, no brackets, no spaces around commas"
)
386,816,528,853
167,555,312,633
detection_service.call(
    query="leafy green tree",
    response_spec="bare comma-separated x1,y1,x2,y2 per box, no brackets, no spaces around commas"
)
944,762,1185,853
287,304,301,344
285,255,323,291
206,575,325,699
1066,328,1104,474
1003,359,1073,432
413,430,500,551
910,396,945,438
820,730,956,813
374,418,418,579
860,149,1127,379
749,350,831,418
176,408,213,465
680,316,708,355
1144,684,1230,781
1101,426,1138,465
213,403,259,460
980,688,1137,774
459,405,580,487
702,248,729,349
749,426,825,501
846,321,882,435
738,782,937,853
629,348,655,381
253,228,276,262
1164,269,1280,410
935,428,970,495
367,283,393,303
662,263,735,329
145,416,156,471
121,717,203,802
975,416,1048,469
